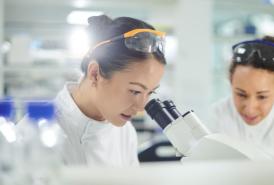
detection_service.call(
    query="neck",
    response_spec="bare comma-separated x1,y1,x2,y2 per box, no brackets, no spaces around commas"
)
71,80,105,121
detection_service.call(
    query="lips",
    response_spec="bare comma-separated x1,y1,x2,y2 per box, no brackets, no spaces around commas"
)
120,113,132,121
242,114,258,123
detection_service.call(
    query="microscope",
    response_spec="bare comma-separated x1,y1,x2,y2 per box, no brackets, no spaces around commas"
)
145,99,272,162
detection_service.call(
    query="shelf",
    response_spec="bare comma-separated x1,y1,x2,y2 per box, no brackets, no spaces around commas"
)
1,63,83,99
3,64,81,74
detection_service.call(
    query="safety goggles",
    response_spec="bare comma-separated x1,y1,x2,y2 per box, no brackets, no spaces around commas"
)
88,29,166,55
232,40,274,66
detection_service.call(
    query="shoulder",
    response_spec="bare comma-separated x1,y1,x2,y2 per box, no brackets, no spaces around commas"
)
54,82,79,109
208,96,236,132
53,85,69,111
210,96,237,120
211,97,231,112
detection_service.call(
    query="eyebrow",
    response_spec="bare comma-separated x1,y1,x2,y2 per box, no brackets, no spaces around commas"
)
129,82,160,91
235,88,270,94
257,90,270,94
235,88,245,93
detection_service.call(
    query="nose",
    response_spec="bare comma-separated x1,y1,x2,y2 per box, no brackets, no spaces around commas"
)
243,97,258,114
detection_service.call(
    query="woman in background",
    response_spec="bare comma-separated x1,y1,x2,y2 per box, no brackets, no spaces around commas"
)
210,36,274,157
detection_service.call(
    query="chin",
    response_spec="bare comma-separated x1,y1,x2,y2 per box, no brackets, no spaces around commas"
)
243,119,261,126
110,119,128,127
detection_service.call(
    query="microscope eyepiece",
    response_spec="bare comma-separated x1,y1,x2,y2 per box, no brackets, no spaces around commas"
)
163,100,182,120
145,99,174,129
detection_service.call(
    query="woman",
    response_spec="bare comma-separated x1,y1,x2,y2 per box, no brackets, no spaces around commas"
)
210,36,274,157
54,15,166,166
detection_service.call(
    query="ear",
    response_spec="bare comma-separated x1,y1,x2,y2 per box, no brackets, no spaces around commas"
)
87,62,100,86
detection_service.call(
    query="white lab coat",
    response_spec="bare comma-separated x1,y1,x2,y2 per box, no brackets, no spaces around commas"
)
209,96,274,157
18,83,139,167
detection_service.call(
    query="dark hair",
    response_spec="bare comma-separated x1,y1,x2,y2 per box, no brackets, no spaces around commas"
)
81,15,166,79
229,35,274,79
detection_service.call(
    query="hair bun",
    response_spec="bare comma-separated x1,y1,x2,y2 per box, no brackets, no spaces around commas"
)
88,15,113,26
87,15,113,41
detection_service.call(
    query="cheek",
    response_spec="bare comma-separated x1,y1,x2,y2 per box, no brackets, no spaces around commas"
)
233,94,243,110
260,101,274,117
119,92,136,109
98,89,134,115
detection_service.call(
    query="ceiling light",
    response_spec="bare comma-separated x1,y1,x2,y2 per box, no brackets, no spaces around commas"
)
67,11,104,25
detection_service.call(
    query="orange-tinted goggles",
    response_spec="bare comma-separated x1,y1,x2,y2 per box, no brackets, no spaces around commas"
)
89,29,166,54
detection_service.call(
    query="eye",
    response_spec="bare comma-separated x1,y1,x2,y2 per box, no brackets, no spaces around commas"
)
148,91,157,96
236,93,247,98
258,95,268,100
129,90,141,96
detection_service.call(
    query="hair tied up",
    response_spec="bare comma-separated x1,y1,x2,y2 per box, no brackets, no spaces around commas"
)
87,15,113,33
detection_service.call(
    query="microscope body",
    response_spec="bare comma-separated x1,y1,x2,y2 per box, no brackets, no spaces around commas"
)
145,99,272,161
163,111,209,156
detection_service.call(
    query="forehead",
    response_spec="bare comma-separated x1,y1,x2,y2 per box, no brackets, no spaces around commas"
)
232,66,274,91
110,58,165,87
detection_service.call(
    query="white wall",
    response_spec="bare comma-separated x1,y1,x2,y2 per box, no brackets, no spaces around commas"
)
173,0,213,121
145,0,213,122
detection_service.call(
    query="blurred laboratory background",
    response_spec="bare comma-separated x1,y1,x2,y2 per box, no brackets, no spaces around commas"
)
0,0,274,161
